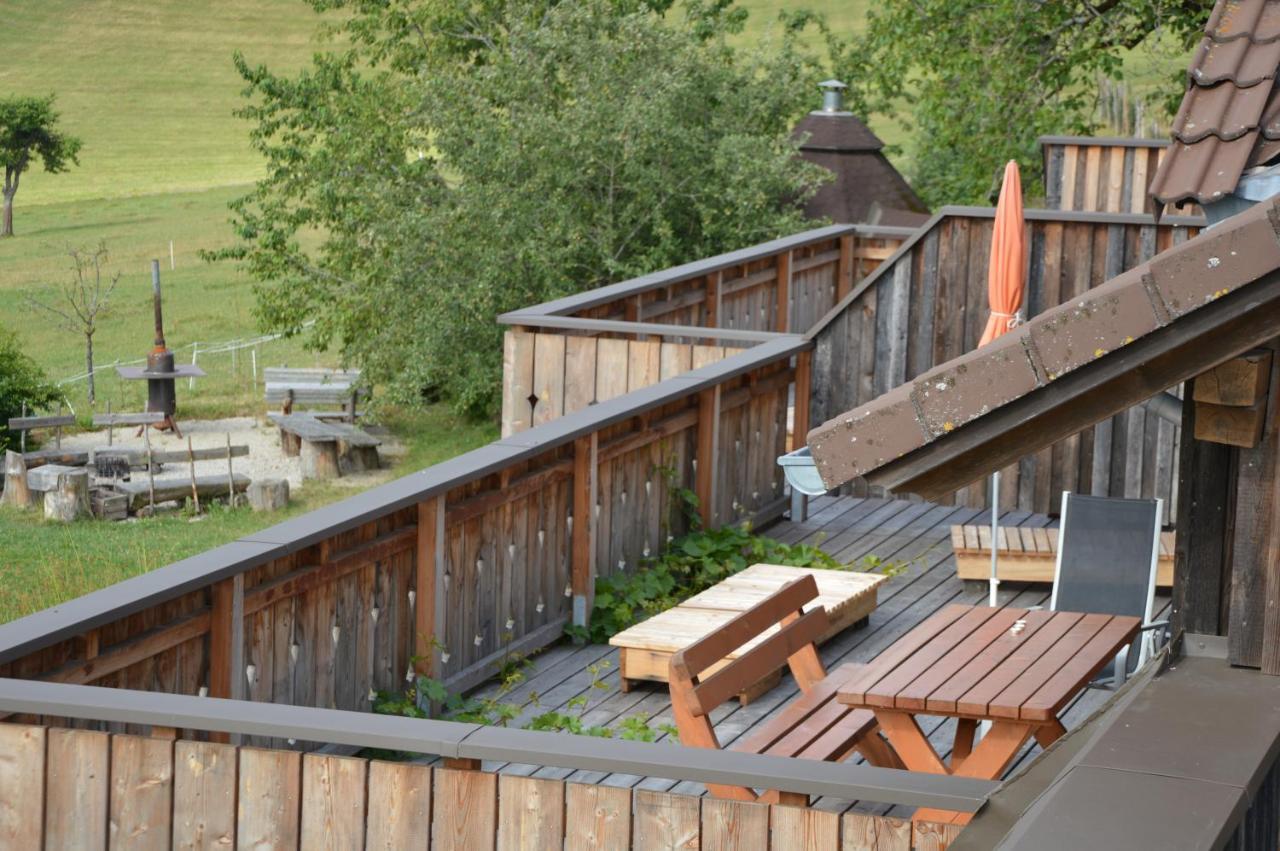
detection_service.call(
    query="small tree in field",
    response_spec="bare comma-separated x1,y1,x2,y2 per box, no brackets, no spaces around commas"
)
26,244,119,404
0,95,82,237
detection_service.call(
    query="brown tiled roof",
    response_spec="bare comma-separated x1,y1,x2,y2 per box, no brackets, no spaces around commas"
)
793,111,884,152
1150,0,1280,205
806,195,1280,490
795,112,928,224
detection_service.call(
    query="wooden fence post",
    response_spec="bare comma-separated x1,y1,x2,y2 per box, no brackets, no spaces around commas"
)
416,496,445,678
837,235,854,303
705,270,721,328
696,388,721,529
572,433,598,635
209,574,244,743
776,250,793,333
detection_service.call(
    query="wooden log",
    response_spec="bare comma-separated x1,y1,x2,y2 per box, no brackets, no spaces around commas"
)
43,467,89,522
247,478,290,512
1,450,31,509
1194,400,1266,448
302,440,341,479
338,442,380,475
116,474,250,510
1192,350,1272,406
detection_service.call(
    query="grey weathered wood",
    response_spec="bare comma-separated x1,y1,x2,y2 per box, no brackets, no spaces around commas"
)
7,414,75,430
248,478,290,512
43,468,89,522
269,414,381,447
92,412,164,427
116,474,250,510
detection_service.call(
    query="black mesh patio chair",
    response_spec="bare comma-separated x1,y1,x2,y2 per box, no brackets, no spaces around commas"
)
1049,492,1168,687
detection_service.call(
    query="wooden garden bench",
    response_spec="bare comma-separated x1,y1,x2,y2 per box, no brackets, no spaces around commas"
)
268,413,381,479
669,575,902,806
264,367,366,422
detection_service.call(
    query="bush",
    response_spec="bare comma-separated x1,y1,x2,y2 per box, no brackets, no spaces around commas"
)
0,328,59,451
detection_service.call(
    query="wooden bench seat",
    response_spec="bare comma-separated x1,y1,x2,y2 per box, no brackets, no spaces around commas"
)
264,367,365,422
670,576,901,805
268,413,381,479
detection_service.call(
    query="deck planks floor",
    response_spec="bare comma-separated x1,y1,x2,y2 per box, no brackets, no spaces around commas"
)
456,495,1168,815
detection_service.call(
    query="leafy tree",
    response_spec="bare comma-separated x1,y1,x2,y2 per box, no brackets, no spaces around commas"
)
0,95,82,237
217,0,828,417
837,1,1214,206
26,243,120,405
0,328,60,452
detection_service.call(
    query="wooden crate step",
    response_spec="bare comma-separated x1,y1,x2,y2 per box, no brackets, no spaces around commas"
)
951,524,1175,586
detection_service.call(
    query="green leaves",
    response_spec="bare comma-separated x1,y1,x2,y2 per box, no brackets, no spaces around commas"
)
220,0,828,417
0,328,59,451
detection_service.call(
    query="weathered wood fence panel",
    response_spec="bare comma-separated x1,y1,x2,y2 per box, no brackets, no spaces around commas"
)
0,722,966,850
1040,136,1202,217
501,331,744,436
810,209,1203,520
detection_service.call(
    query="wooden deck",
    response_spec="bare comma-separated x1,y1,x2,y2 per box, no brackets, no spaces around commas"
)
463,495,1170,816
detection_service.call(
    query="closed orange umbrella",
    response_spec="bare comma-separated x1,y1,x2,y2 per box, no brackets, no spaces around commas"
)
982,161,1026,607
980,161,1026,347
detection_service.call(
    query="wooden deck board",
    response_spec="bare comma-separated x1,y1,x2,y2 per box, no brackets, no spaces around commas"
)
462,496,1167,815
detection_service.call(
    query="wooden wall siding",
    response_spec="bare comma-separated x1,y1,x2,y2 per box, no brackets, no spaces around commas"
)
1042,139,1202,218
1,355,795,718
811,214,1199,520
0,723,965,850
565,234,903,335
501,331,744,436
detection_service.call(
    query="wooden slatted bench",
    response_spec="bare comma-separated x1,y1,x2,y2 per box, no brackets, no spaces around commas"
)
268,413,381,479
669,574,902,806
264,368,365,422
610,564,884,704
951,523,1175,587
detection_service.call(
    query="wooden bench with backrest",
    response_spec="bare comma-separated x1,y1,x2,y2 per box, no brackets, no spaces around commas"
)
264,368,366,422
669,574,902,806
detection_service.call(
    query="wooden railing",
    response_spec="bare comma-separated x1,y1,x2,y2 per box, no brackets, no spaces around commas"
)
0,680,991,849
808,206,1205,520
1038,135,1201,217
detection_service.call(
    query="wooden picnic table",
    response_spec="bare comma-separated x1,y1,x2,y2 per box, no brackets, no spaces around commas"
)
836,604,1140,825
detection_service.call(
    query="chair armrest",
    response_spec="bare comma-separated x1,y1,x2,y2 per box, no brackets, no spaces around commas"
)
1138,620,1169,632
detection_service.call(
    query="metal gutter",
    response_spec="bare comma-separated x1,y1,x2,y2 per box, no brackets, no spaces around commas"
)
0,678,997,811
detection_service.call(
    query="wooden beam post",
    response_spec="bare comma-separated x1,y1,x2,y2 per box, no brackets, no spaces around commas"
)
836,235,854,303
793,350,813,450
1172,378,1235,643
416,496,445,677
209,573,244,743
705,271,721,329
776,250,793,333
696,387,721,529
572,433,598,634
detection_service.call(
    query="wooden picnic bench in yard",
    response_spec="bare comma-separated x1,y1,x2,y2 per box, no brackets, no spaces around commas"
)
268,413,381,479
264,367,365,422
610,563,884,703
668,574,903,806
951,523,1175,586
837,604,1140,826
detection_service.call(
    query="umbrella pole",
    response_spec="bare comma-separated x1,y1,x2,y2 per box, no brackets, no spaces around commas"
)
989,471,1000,607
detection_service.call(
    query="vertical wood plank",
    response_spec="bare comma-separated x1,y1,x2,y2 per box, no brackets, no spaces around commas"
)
1082,146,1102,210
46,728,109,849
501,329,536,436
532,333,567,427
366,761,432,850
210,573,245,744
628,339,662,393
1130,148,1150,214
572,433,598,630
564,336,598,415
497,775,565,851
793,350,813,450
633,790,699,851
776,250,792,333
595,338,630,403
1060,145,1079,210
660,343,694,380
173,740,237,851
705,271,722,328
237,747,301,851
109,734,173,851
301,754,368,850
912,820,965,850
771,804,838,850
842,813,911,850
1105,145,1124,212
433,768,497,851
0,724,44,851
701,797,768,851
565,782,632,851
417,495,445,677
697,387,722,528
837,234,854,301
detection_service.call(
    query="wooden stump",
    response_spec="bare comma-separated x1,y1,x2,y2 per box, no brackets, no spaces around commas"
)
1,450,32,509
279,429,301,457
247,478,289,512
338,443,380,475
43,468,89,522
301,440,340,479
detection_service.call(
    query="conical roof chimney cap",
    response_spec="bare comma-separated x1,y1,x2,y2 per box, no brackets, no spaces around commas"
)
819,80,848,113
